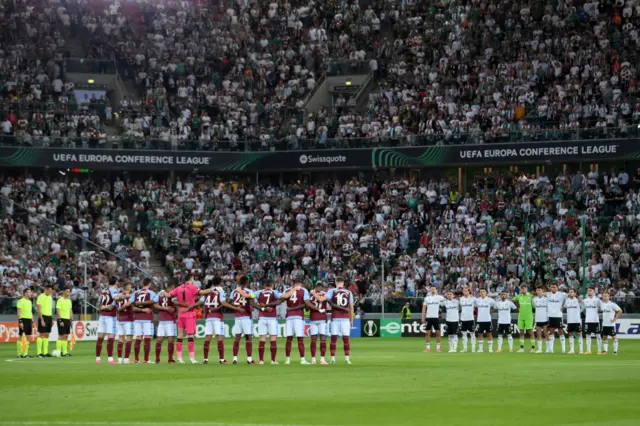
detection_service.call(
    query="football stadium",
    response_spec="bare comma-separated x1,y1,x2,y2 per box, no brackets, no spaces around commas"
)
2,0,640,425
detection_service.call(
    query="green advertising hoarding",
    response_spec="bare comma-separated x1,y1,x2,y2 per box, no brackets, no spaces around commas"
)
380,319,402,337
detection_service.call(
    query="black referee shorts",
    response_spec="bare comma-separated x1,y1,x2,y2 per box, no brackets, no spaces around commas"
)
38,316,53,333
19,319,33,336
58,319,72,336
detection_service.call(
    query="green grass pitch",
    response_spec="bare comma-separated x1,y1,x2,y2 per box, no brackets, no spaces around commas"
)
1,339,639,426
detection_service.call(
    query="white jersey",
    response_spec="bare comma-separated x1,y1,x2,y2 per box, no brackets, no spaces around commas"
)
533,296,548,322
443,299,460,322
459,296,476,321
423,295,445,318
475,297,496,322
601,301,621,328
583,296,602,323
563,297,582,324
496,300,516,324
545,291,567,318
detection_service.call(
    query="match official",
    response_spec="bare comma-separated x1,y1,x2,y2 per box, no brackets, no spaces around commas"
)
17,289,34,358
36,285,54,358
56,289,73,357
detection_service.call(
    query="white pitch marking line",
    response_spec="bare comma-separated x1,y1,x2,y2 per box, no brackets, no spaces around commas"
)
0,422,340,426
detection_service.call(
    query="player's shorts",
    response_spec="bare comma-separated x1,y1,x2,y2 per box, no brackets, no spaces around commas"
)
548,317,563,329
18,319,33,336
134,321,154,337
497,323,512,336
601,326,616,337
98,315,117,335
38,315,53,333
460,320,475,333
476,321,492,334
205,318,225,336
566,323,582,333
177,316,197,335
286,317,305,337
232,317,254,336
585,322,600,335
517,317,534,331
57,319,71,335
330,319,351,337
309,320,328,336
326,320,332,337
257,318,278,336
445,321,458,336
157,321,176,337
536,321,548,328
117,321,134,337
425,318,440,333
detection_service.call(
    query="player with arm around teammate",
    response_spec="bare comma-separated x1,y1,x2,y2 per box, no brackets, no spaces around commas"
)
513,285,536,353
167,274,204,364
309,281,330,364
600,292,623,355
155,282,177,364
562,288,584,354
309,281,329,365
496,291,517,353
475,289,497,353
199,277,242,364
327,277,354,364
546,283,568,354
442,291,460,353
116,282,134,364
582,287,603,354
230,276,260,364
280,280,314,365
533,287,549,353
96,277,122,364
131,279,159,364
255,280,283,365
459,287,476,352
421,287,445,353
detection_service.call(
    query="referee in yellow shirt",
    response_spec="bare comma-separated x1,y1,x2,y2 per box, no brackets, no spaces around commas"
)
56,289,73,357
17,289,34,358
36,285,54,358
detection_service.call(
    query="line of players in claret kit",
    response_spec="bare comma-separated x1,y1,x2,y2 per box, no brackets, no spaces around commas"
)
421,284,623,355
94,275,354,365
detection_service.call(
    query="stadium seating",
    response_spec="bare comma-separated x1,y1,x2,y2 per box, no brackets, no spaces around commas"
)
1,168,639,314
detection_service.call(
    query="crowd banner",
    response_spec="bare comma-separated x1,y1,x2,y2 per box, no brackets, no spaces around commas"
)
0,321,99,342
0,139,635,171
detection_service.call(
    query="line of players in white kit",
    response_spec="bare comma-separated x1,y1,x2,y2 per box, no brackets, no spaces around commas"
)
421,285,623,355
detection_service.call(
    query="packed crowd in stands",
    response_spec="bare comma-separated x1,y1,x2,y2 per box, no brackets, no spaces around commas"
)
319,0,640,144
2,165,640,313
0,174,155,313
1,0,633,150
0,1,111,148
0,0,640,149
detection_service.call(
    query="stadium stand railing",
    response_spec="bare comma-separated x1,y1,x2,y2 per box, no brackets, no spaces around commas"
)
1,127,638,152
